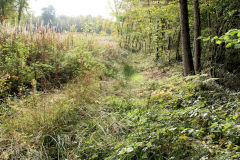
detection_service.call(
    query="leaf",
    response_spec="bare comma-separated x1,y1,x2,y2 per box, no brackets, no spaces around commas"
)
216,40,222,45
226,43,232,48
234,44,240,49
202,36,211,42
237,31,240,37
67,150,73,154
169,127,177,131
211,36,218,42
201,112,208,118
223,35,230,40
125,147,134,153
230,30,238,36
158,98,164,103
118,147,134,155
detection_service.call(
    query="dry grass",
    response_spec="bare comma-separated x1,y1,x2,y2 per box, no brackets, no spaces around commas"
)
0,75,99,159
0,34,125,159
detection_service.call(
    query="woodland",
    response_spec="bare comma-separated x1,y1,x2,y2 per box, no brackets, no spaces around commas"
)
0,0,240,159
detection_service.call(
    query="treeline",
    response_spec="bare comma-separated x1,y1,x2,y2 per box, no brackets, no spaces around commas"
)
56,15,113,34
32,5,113,34
0,2,113,34
112,0,240,87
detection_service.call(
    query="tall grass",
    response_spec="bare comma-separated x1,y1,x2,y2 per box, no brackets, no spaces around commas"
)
0,22,84,99
0,28,123,159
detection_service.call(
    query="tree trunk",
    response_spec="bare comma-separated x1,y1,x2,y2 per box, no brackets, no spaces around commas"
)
176,29,181,61
207,0,211,29
18,0,26,24
156,20,161,60
1,5,4,16
179,0,194,76
193,0,201,73
0,3,5,23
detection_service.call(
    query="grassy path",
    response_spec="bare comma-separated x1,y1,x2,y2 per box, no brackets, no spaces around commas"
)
1,43,166,159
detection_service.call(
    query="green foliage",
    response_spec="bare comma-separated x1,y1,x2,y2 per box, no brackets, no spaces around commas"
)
112,0,240,78
1,0,240,158
0,23,107,100
209,29,240,49
112,0,180,61
0,35,121,159
1,41,239,159
0,0,29,23
123,64,136,78
107,74,240,160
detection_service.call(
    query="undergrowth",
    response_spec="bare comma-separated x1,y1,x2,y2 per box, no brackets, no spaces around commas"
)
107,74,240,160
0,23,105,99
0,36,239,160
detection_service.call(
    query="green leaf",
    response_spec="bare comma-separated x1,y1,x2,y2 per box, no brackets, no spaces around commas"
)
211,36,218,42
234,44,240,49
237,31,240,37
158,98,164,103
230,30,238,36
223,35,230,40
226,43,232,48
202,36,211,42
216,40,222,45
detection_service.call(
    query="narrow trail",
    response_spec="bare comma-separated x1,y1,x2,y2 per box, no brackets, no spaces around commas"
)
57,49,162,159
97,52,153,108
0,39,182,159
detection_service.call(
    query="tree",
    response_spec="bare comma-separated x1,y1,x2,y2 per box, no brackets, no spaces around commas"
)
0,0,15,21
179,0,194,76
17,0,28,24
0,0,7,16
193,0,201,73
41,5,56,26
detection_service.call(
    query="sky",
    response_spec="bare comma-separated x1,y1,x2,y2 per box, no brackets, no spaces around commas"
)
29,0,112,18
